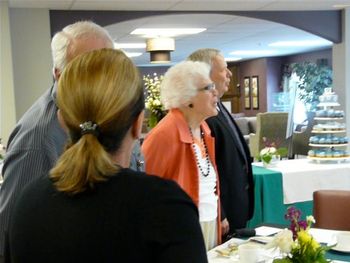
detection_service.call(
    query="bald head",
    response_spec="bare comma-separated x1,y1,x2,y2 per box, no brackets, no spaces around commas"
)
188,48,232,98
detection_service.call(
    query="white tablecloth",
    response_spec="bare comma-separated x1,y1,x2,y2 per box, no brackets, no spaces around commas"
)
255,158,350,204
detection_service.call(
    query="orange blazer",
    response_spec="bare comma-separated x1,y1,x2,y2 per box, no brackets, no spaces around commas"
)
142,109,222,243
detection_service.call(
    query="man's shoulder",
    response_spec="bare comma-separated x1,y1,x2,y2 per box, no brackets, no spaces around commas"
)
7,87,62,152
206,115,223,130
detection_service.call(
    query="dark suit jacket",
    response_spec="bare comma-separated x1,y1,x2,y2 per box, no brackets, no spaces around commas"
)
206,104,254,232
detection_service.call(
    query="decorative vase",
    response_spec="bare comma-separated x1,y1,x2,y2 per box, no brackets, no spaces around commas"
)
263,155,280,168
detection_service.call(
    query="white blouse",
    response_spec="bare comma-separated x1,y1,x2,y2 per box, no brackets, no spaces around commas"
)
192,143,218,222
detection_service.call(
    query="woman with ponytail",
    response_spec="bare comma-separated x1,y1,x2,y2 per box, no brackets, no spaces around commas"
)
6,49,208,263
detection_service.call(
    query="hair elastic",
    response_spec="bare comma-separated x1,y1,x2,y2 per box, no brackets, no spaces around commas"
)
79,121,99,137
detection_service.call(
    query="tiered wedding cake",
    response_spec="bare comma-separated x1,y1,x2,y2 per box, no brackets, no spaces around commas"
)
308,88,349,163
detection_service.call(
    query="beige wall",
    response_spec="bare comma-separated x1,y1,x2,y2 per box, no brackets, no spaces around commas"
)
0,2,16,144
9,8,53,121
0,7,52,144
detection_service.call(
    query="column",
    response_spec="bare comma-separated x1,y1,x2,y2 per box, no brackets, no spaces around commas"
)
332,8,350,145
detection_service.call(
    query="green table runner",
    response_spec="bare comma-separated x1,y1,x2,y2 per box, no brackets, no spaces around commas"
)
247,165,313,228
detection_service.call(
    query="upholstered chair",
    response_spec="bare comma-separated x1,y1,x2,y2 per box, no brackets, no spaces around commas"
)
249,112,289,158
313,190,350,230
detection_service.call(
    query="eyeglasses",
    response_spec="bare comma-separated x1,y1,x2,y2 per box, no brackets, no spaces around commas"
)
199,83,216,92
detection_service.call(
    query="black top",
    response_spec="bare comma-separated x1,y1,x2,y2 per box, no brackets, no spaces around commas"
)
206,104,254,233
6,168,208,263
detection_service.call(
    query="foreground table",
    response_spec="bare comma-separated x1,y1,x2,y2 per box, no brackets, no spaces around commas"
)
208,226,350,262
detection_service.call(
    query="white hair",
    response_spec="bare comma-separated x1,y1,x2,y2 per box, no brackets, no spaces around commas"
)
187,48,221,66
51,21,113,73
161,61,211,110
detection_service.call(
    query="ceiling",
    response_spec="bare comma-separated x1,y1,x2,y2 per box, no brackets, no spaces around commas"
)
6,0,350,66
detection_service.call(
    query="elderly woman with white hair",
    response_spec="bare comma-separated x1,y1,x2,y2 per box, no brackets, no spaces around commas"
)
142,61,221,250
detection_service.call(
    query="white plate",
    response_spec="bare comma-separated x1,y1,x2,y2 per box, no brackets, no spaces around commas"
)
330,244,350,253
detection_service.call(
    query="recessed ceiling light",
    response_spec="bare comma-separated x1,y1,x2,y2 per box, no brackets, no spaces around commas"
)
114,43,146,49
225,57,242,62
229,50,275,56
333,4,350,8
124,52,143,58
130,28,206,37
269,40,332,47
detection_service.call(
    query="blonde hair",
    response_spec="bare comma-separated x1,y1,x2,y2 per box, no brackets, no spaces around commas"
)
187,48,221,65
50,48,144,194
160,61,210,109
51,21,113,73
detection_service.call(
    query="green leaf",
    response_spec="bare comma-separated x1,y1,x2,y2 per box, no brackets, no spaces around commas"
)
277,147,288,157
261,154,273,163
148,114,159,128
273,259,292,263
290,62,333,110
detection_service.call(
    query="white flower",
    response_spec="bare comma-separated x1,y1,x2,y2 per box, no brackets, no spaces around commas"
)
260,147,277,156
144,73,165,127
266,229,293,254
306,215,315,224
153,99,161,106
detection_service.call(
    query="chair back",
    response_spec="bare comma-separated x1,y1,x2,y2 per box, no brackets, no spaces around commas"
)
289,111,315,158
313,190,350,230
249,112,289,158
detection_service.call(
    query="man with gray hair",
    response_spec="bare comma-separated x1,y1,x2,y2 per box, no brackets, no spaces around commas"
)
0,21,144,261
188,48,254,240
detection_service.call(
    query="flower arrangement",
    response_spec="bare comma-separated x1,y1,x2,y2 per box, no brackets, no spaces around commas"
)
267,206,331,263
259,137,288,166
0,138,6,160
143,73,166,128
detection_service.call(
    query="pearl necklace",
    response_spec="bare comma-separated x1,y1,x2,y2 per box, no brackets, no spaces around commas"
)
189,127,210,177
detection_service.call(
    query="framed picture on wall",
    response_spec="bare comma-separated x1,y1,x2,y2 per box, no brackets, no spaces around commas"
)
244,76,251,109
221,98,233,113
251,75,259,109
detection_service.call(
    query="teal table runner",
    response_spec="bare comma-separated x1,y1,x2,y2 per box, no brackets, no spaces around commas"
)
247,165,313,228
327,250,350,261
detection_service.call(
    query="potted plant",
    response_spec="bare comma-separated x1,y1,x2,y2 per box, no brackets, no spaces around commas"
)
143,73,166,129
290,61,332,110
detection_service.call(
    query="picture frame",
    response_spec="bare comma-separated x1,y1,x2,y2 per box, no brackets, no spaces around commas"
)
251,75,259,110
221,98,233,113
243,76,251,109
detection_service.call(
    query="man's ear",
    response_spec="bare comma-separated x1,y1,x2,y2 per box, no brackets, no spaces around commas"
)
131,111,145,140
57,109,68,133
53,68,61,81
